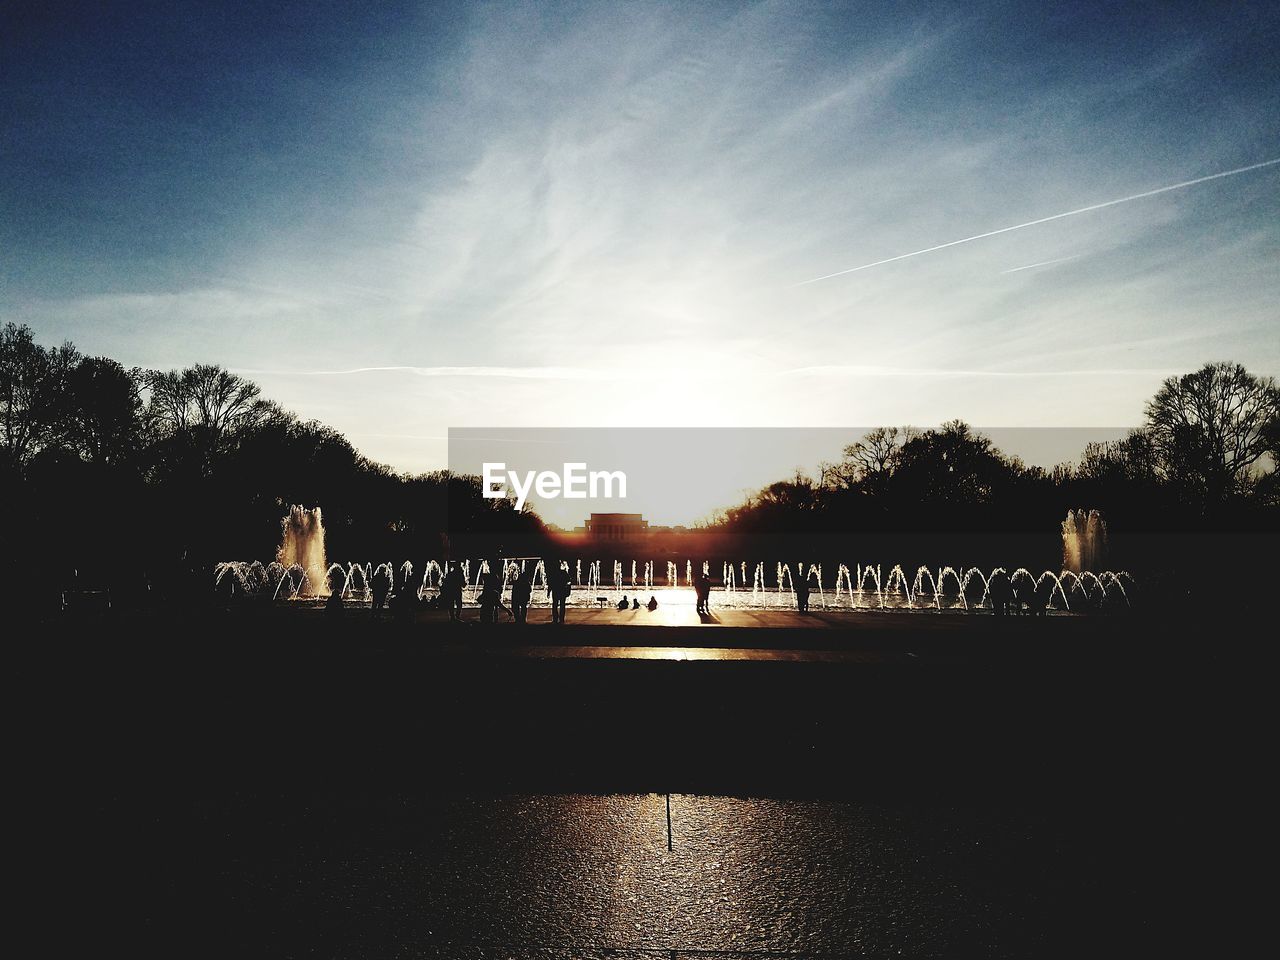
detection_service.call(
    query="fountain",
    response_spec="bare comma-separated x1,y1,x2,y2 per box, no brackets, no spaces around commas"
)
275,505,329,596
1062,509,1107,573
217,545,1133,613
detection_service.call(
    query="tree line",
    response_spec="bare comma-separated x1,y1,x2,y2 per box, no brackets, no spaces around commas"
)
4,319,1276,604
0,323,545,606
704,363,1278,580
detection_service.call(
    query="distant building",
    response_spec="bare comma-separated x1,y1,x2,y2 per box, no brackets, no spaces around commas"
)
585,513,649,541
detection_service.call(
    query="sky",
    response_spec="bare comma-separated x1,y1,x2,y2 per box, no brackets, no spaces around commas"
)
3,0,1278,497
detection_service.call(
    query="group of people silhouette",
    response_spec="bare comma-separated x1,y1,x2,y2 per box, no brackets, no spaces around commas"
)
326,559,667,625
320,561,816,623
302,555,759,624
323,562,1059,621
327,565,418,621
982,570,1055,616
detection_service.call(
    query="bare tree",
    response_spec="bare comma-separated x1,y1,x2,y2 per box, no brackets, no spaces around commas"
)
146,364,270,436
822,426,913,489
144,364,276,474
1076,429,1159,485
1145,362,1280,505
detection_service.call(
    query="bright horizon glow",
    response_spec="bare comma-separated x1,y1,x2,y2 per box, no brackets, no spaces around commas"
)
448,427,1133,528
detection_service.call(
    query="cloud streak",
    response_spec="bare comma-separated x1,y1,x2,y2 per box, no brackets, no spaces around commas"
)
777,365,1175,379
233,365,628,381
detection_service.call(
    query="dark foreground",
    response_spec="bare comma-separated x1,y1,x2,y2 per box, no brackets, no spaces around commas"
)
19,609,1267,957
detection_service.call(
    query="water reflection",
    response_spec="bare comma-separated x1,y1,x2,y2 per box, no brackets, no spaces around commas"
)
227,794,1051,954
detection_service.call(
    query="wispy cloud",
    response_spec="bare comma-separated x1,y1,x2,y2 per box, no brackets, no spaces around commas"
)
4,2,1277,474
233,365,629,381
777,365,1175,379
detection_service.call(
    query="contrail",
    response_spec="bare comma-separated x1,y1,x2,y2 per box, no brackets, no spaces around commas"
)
797,157,1280,285
1000,255,1079,274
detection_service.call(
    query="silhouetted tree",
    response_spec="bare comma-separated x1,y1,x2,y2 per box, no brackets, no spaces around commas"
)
148,365,269,436
892,421,1009,508
722,471,822,533
146,364,268,436
145,364,278,479
1254,420,1280,508
1144,362,1280,509
822,426,913,493
1076,430,1159,487
0,323,79,470
65,357,145,467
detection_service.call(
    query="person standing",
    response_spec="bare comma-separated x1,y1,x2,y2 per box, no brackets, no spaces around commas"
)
371,565,392,619
988,570,1014,616
442,563,464,622
511,567,533,623
794,564,811,613
392,570,416,624
325,571,347,619
478,561,504,624
694,570,711,616
548,561,571,624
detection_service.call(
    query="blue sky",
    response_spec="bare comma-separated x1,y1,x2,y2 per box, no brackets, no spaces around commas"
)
3,0,1277,477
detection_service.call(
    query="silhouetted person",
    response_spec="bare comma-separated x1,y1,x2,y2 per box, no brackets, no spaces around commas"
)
1013,577,1041,616
511,568,533,623
325,573,347,619
547,561,571,624
632,597,640,610
371,566,393,618
646,595,658,611
963,574,985,610
988,571,1014,616
794,566,811,612
617,594,629,611
1021,578,1053,616
442,564,465,621
392,571,416,624
694,571,712,615
478,563,504,624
